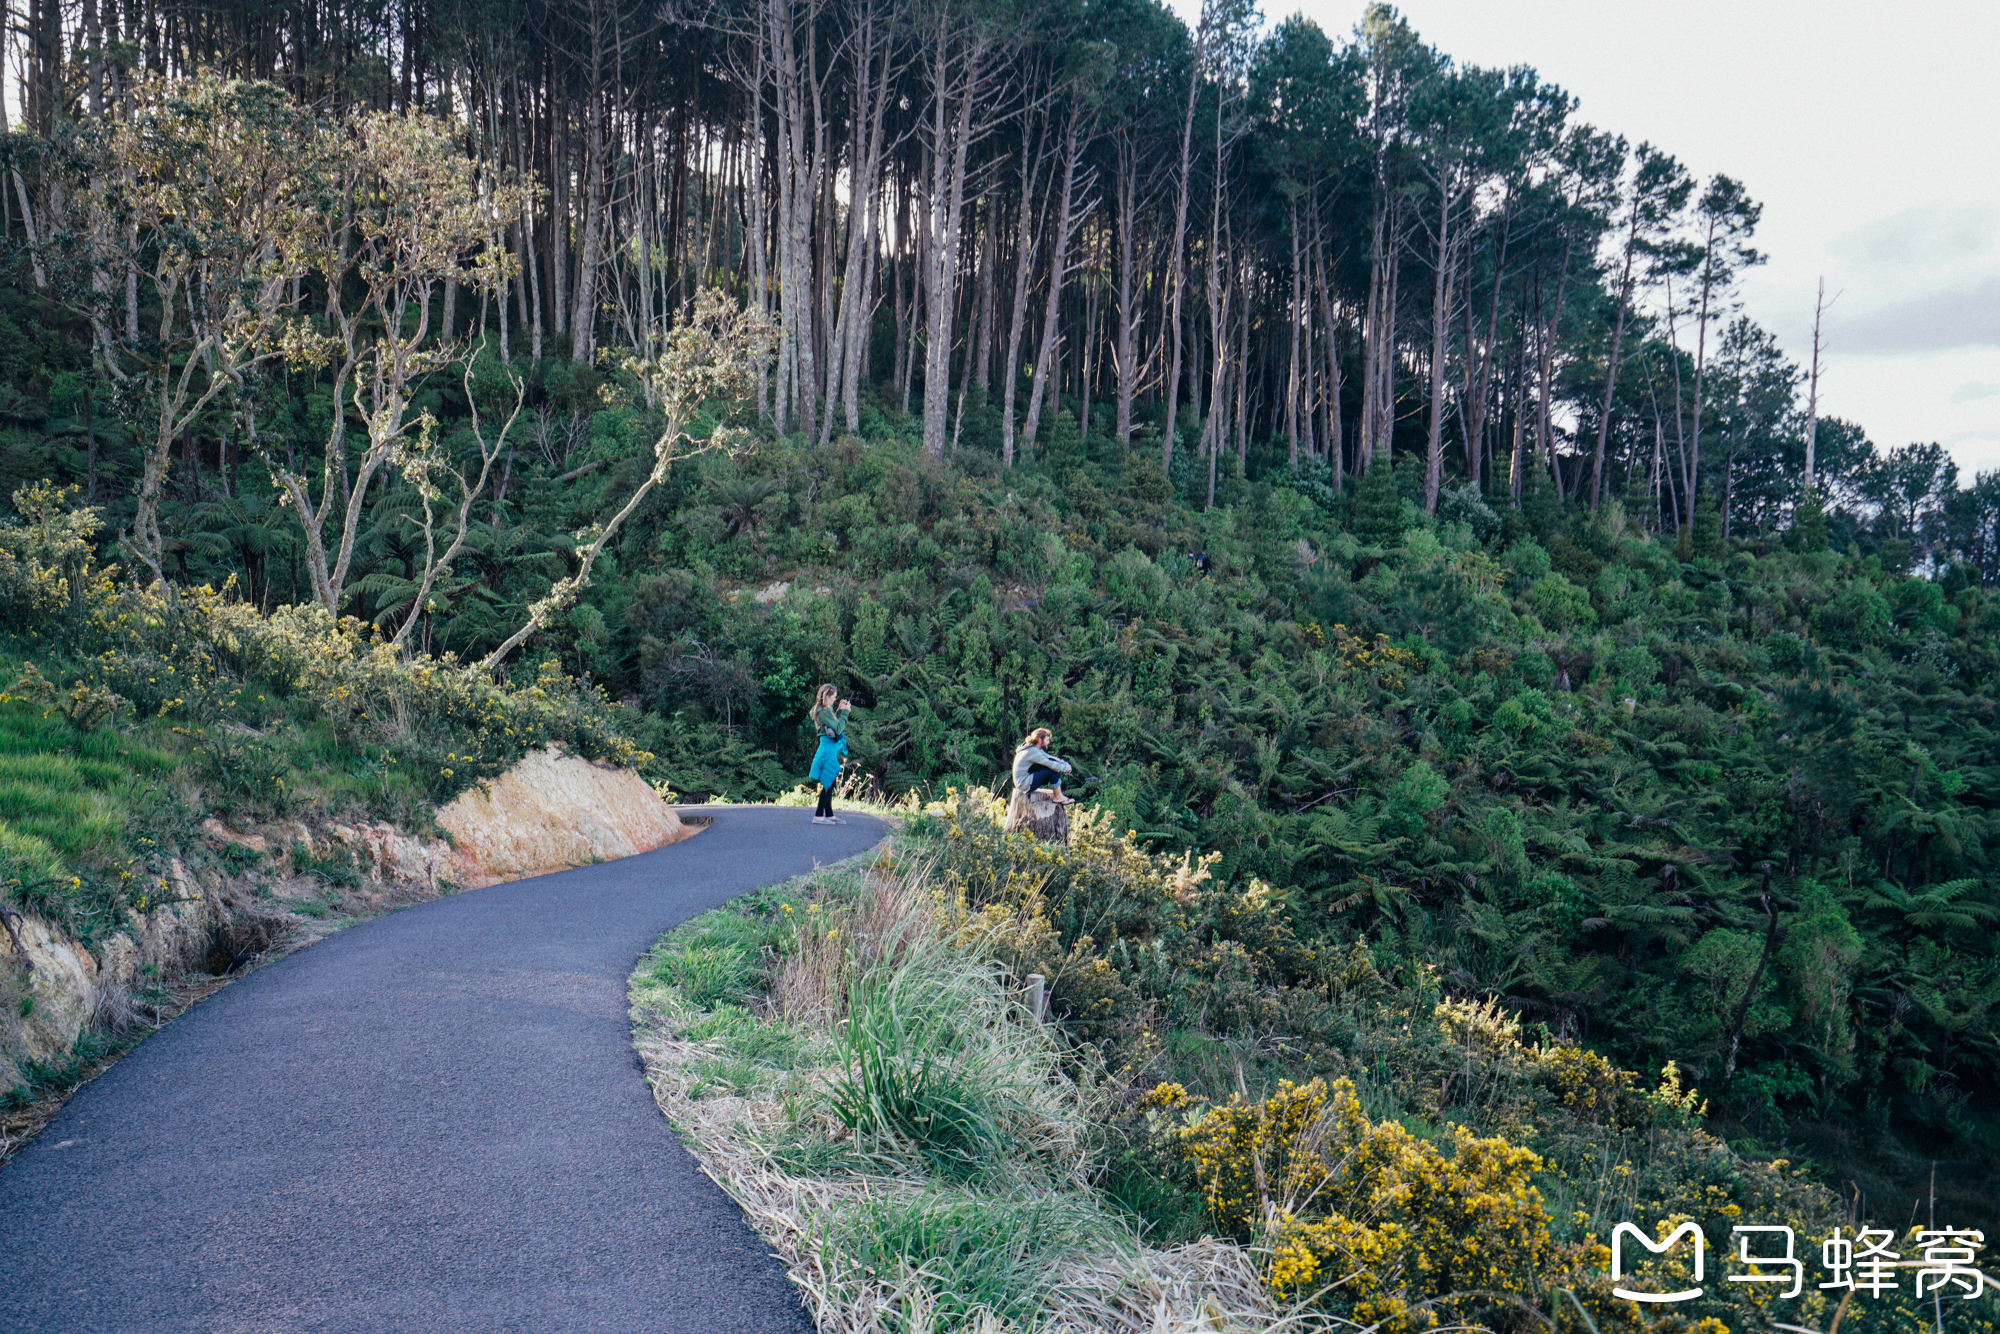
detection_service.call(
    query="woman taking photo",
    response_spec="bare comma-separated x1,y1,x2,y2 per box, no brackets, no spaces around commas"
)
806,684,852,824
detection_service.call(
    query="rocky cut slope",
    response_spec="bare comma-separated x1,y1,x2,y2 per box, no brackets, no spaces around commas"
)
1,746,691,1098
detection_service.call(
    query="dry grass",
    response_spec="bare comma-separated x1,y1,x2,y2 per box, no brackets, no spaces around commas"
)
632,857,1341,1334
772,863,931,1027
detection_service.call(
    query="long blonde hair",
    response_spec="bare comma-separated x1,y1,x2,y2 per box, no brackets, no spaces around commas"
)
810,683,838,718
1019,727,1052,750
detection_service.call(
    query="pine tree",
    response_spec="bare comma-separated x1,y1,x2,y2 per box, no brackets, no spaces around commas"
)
1043,409,1084,474
1788,491,1829,553
1691,489,1723,559
1520,462,1562,542
1351,455,1404,548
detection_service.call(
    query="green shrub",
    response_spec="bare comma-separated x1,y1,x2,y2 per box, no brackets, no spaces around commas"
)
1607,642,1659,684
826,1192,1111,1331
1528,571,1595,631
1811,583,1891,646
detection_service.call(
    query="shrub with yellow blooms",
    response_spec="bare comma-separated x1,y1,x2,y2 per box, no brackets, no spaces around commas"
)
1146,1076,1551,1331
0,482,649,808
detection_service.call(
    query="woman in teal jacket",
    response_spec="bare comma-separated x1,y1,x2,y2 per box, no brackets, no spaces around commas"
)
807,683,851,823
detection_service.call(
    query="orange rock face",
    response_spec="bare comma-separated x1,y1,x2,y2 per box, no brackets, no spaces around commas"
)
435,746,690,888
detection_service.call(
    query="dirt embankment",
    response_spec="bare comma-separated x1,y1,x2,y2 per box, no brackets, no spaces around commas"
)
0,746,691,1099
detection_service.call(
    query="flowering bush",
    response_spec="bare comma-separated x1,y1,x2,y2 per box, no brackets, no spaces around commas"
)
0,482,120,647
1145,1075,1551,1330
924,786,1313,1045
0,485,648,809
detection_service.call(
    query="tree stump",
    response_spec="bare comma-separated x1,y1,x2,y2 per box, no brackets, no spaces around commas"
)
1005,789,1070,844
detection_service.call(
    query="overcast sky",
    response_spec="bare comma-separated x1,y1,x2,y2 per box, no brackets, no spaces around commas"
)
1257,0,2000,481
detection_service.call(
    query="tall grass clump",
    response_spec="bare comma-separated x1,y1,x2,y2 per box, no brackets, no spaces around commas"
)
823,1192,1114,1329
825,930,1087,1184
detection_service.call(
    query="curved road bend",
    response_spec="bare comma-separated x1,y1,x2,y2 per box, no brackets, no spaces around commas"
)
0,806,884,1334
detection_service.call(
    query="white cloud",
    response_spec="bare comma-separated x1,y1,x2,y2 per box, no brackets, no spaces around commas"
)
1950,381,2000,404
1828,205,1998,275
1831,275,2000,355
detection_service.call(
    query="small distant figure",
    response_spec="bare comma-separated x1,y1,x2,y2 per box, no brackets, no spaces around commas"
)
807,683,851,824
1011,727,1078,806
1189,549,1210,578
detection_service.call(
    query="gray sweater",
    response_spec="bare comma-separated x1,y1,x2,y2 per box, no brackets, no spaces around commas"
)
1011,745,1071,790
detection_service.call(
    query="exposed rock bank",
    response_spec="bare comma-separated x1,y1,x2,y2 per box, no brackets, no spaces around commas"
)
0,747,689,1093
437,745,689,887
0,859,219,1090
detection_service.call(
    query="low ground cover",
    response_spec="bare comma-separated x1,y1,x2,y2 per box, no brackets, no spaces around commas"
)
633,802,2000,1333
632,850,1288,1334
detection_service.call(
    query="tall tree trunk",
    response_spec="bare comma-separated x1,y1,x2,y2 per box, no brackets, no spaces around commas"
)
1533,240,1571,497
766,0,824,443
1313,205,1344,483
1422,185,1458,513
1286,194,1302,469
1161,14,1207,476
1112,125,1140,449
971,194,996,399
917,20,991,459
1200,82,1232,504
827,0,892,438
549,82,571,342
563,22,626,359
1461,211,1512,491
1803,276,1825,492
999,110,1047,467
1590,199,1641,508
1022,97,1090,453
1686,210,1723,530
1361,186,1402,469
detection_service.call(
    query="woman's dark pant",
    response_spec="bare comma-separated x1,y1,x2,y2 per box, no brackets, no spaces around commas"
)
815,783,836,817
1022,763,1064,795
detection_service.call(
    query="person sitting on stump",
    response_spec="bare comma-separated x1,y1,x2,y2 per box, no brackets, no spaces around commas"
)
807,683,851,824
1011,727,1078,805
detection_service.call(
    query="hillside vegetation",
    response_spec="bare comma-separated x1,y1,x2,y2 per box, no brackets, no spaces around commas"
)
584,415,1995,1230
0,3,1990,1273
0,481,645,954
633,809,1996,1333
1,367,1995,1236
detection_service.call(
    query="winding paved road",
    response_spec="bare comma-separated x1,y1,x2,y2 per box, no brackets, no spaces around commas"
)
0,806,884,1334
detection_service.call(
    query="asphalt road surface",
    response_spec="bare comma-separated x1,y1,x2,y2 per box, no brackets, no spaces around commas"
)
0,806,885,1334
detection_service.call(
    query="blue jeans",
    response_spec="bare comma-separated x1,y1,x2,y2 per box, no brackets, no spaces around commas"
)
1022,763,1065,795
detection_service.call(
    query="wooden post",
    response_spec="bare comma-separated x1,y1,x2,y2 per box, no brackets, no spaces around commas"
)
1025,973,1046,1024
